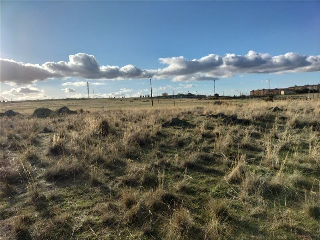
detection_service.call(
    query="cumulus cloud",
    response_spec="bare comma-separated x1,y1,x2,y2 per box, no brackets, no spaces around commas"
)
2,86,48,100
158,51,320,81
63,87,76,93
0,59,62,85
1,51,320,85
43,53,153,80
1,53,153,85
3,86,42,95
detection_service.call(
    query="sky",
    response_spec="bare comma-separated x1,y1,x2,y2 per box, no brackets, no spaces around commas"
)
1,0,320,100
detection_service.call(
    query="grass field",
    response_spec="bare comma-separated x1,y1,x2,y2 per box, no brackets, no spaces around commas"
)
0,98,220,114
0,98,320,239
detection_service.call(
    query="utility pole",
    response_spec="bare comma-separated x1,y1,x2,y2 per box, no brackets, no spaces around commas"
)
87,82,90,98
214,79,216,96
150,79,153,106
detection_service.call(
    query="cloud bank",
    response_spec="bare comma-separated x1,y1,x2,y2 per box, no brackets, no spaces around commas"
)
1,51,319,85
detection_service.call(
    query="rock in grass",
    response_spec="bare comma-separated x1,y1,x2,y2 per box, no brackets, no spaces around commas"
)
270,106,283,112
33,108,53,118
0,110,19,117
56,106,77,115
5,110,19,117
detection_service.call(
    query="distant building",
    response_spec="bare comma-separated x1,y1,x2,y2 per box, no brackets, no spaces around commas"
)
251,84,320,97
280,89,295,95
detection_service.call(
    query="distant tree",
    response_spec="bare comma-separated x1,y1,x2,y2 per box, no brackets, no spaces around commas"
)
214,93,219,97
162,92,168,97
295,88,309,94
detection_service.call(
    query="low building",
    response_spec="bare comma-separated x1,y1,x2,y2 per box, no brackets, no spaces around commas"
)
280,89,295,95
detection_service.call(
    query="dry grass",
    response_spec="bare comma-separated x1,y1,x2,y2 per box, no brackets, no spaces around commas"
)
0,98,320,239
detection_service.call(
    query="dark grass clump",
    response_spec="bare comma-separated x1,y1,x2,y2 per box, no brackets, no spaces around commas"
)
142,171,159,189
166,207,204,240
0,168,27,184
13,216,32,240
36,215,73,240
124,144,141,160
209,199,230,221
25,151,42,166
121,172,141,187
306,205,320,220
162,118,194,129
97,119,110,137
0,183,16,198
44,162,85,182
31,190,49,213
41,126,53,133
122,191,138,209
182,152,215,169
126,203,151,227
161,192,181,207
48,144,65,156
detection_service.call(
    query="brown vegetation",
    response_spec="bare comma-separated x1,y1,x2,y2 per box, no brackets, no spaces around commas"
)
0,99,319,239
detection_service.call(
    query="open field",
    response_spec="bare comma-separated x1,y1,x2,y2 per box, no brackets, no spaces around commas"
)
1,98,320,239
0,98,221,114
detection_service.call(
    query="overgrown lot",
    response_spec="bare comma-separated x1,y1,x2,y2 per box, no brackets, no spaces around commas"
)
0,100,320,239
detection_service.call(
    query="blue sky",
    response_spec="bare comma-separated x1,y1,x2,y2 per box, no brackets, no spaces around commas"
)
1,1,320,100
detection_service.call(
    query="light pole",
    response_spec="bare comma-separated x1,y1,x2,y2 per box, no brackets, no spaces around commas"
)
87,82,90,98
150,79,153,106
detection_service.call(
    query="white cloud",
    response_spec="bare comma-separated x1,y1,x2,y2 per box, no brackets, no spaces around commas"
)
62,81,106,87
3,86,42,95
1,51,320,85
2,86,49,100
62,81,87,87
63,87,76,93
179,83,198,88
0,96,9,102
0,59,62,85
156,51,320,81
